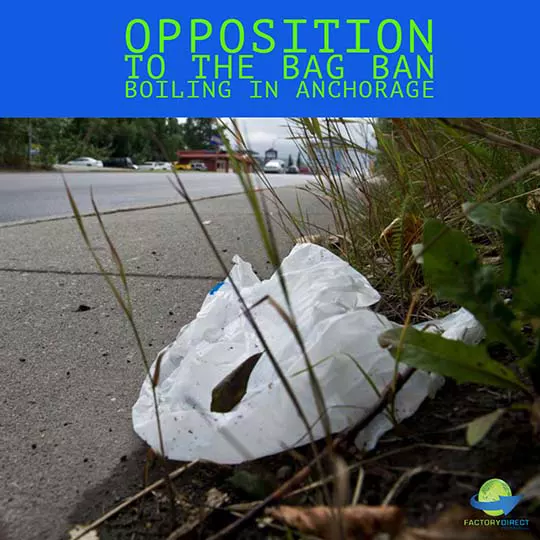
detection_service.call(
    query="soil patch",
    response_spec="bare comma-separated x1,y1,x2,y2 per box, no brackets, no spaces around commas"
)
68,374,540,539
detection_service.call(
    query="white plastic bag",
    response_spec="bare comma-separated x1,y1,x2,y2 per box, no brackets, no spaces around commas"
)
132,243,483,464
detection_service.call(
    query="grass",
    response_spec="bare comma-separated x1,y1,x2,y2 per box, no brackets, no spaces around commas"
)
279,118,540,323
67,117,540,540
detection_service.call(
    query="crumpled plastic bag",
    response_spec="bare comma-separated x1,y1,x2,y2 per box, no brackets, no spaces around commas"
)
132,243,484,464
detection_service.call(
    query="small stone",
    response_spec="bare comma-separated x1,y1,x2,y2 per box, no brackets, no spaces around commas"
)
75,304,91,312
276,466,292,481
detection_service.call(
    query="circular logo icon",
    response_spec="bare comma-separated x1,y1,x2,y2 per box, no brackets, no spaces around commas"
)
478,478,512,516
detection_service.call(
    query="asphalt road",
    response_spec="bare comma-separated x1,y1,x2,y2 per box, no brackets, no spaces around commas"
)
0,187,333,540
0,170,313,224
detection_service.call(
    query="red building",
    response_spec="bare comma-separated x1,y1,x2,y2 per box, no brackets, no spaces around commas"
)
176,150,255,172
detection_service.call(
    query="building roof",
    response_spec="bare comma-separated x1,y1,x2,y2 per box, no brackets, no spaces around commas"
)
176,149,253,161
177,150,222,159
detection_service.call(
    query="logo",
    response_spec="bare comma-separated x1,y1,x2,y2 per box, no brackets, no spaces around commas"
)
470,479,523,516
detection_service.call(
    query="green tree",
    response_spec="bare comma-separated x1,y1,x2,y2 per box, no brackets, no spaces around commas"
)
288,154,293,167
181,118,220,150
0,119,31,167
56,118,185,164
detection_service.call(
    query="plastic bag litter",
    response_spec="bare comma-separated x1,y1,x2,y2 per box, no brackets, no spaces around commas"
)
132,243,484,464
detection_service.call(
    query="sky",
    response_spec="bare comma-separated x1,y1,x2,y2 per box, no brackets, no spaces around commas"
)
177,117,374,160
225,118,298,157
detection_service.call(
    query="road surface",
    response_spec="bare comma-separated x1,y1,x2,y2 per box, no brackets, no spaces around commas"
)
0,170,313,224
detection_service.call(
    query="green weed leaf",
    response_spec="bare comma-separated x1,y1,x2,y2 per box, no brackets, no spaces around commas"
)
378,327,529,392
500,203,535,237
466,408,506,447
422,219,478,301
500,204,535,287
227,470,276,500
514,218,540,317
463,202,535,289
422,218,527,355
463,202,503,230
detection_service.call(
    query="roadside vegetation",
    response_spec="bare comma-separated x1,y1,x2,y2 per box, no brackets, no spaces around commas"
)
0,118,221,169
68,117,540,540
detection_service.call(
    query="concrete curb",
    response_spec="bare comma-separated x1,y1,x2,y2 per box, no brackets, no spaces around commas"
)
0,168,211,174
0,186,283,229
0,167,135,174
55,167,136,173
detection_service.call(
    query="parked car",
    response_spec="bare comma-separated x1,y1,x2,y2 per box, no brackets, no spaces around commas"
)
155,161,172,171
138,161,173,171
175,162,192,171
101,157,137,169
65,157,103,167
190,161,207,171
298,166,312,174
286,165,299,174
264,159,286,173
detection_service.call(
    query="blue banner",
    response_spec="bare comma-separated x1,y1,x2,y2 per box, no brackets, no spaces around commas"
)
1,1,539,116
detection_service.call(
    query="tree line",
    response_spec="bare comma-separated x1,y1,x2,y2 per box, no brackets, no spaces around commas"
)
0,118,221,168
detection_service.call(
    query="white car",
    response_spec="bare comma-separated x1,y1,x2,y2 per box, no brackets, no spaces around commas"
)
65,157,103,167
264,159,286,173
190,161,208,171
138,161,173,171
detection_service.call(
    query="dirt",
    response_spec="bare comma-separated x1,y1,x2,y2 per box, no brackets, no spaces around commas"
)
68,365,540,539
